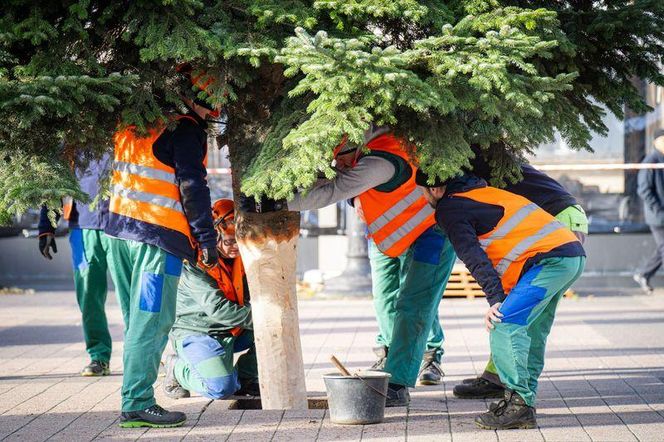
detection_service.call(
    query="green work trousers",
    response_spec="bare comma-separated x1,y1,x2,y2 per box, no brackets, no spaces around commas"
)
106,237,182,412
173,331,258,399
371,226,456,387
69,228,114,363
479,206,589,380
490,256,585,406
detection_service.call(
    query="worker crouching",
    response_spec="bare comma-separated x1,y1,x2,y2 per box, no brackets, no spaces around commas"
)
416,171,585,430
164,199,259,400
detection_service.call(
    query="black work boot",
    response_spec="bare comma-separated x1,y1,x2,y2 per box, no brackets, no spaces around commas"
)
453,377,504,399
81,360,110,377
418,349,444,385
236,378,261,397
475,390,537,430
370,345,388,370
119,404,186,428
385,382,410,407
162,355,190,399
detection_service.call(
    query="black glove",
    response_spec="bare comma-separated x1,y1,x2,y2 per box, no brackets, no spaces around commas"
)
38,233,57,260
237,193,287,213
200,247,219,269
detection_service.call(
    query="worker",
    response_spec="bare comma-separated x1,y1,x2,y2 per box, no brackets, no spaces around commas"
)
416,171,585,430
104,65,218,428
285,126,456,406
163,199,258,400
452,146,588,399
38,155,114,377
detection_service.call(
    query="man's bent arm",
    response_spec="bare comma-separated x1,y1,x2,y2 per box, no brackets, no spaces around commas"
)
287,156,395,211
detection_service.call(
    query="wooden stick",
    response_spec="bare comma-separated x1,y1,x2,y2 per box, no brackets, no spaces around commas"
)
330,355,351,376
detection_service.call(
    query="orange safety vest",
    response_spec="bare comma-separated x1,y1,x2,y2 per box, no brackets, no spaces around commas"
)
109,116,204,248
455,187,580,294
205,258,246,336
358,135,436,258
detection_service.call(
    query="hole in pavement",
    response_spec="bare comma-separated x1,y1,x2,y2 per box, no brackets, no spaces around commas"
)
229,397,328,410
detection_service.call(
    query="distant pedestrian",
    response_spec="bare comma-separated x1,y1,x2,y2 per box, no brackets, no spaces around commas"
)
634,128,664,294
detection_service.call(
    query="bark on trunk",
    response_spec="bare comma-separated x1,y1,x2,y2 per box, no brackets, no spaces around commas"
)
235,210,308,410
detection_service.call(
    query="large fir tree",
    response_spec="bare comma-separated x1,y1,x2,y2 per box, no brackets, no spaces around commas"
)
1,0,663,407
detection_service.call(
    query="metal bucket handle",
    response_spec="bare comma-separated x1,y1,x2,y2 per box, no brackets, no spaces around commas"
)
330,355,388,399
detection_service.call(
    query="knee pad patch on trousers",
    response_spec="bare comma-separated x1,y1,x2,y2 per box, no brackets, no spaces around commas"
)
202,373,240,399
69,229,89,272
139,273,163,313
499,265,546,325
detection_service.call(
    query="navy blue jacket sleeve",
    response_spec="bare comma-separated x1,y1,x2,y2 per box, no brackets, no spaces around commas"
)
437,199,507,306
38,205,59,235
171,124,217,250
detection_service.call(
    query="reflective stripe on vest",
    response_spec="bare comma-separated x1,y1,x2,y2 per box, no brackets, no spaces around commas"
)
494,220,564,275
110,118,197,246
455,186,579,294
376,203,434,252
114,161,176,184
368,188,422,233
358,134,436,258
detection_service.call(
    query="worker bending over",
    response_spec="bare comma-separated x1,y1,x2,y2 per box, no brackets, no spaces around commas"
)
416,171,585,430
164,199,259,400
38,155,115,377
452,147,588,399
104,65,218,428
287,126,456,406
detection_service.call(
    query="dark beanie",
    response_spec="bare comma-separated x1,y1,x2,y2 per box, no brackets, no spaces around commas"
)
415,169,450,187
655,128,664,140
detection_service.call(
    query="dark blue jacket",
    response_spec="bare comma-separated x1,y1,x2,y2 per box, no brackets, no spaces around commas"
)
434,175,585,305
469,149,578,216
38,155,111,234
104,112,217,261
637,150,664,227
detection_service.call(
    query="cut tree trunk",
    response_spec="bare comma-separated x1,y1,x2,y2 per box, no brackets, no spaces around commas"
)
235,210,308,410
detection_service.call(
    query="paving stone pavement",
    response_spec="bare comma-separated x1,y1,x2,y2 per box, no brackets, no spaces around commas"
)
0,291,663,441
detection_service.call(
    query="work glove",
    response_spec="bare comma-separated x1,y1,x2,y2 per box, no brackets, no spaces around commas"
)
200,247,219,269
38,233,57,260
237,194,287,213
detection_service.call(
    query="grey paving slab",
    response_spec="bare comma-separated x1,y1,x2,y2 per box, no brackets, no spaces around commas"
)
1,291,664,441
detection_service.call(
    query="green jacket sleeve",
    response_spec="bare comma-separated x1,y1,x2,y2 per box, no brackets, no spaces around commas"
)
179,263,254,330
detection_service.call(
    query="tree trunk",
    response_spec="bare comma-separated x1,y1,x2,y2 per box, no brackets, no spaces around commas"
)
235,210,308,410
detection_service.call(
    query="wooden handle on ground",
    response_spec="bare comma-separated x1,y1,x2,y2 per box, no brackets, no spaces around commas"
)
330,355,351,376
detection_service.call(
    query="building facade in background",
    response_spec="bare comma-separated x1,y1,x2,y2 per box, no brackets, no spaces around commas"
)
531,79,664,233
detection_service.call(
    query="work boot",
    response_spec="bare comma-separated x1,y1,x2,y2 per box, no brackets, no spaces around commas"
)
418,349,444,385
236,378,261,397
385,382,410,407
474,390,537,430
81,360,110,377
370,345,388,370
119,404,186,428
453,377,504,399
633,273,654,295
162,355,190,399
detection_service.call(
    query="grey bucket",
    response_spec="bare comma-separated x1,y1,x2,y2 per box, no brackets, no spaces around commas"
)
323,370,391,425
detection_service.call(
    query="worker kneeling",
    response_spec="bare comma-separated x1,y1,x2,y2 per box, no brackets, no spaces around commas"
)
416,171,585,430
164,199,259,400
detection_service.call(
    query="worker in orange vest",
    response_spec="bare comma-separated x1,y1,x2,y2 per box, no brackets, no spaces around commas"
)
286,125,456,406
104,65,219,428
416,171,585,430
163,198,258,400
